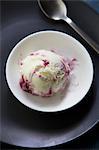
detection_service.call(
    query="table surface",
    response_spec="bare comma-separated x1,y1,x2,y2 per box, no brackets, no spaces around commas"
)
1,0,99,149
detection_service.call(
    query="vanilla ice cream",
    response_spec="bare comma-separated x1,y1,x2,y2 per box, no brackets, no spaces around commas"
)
19,50,74,96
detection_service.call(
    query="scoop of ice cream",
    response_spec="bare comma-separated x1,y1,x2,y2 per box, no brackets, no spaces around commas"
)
19,50,73,96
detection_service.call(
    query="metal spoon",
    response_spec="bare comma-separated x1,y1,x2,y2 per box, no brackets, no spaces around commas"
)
38,0,99,54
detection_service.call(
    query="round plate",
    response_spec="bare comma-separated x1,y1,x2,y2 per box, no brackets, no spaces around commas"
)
1,1,99,147
6,31,93,112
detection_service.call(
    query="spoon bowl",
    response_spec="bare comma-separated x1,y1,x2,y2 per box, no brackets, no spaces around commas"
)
38,0,67,20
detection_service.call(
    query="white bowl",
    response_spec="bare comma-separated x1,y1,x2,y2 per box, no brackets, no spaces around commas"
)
6,30,93,112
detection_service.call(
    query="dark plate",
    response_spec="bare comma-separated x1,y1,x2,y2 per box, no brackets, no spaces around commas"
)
0,0,99,148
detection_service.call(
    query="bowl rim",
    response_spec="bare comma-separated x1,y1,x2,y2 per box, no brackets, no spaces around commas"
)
6,30,94,112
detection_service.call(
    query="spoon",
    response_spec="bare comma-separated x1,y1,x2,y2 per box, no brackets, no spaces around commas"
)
38,0,99,54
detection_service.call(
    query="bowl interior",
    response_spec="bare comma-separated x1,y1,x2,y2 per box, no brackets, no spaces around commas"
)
6,31,93,112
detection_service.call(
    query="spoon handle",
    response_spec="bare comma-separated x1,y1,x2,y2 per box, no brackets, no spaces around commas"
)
63,17,99,54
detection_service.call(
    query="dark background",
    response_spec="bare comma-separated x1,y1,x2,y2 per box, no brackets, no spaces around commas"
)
1,0,99,149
